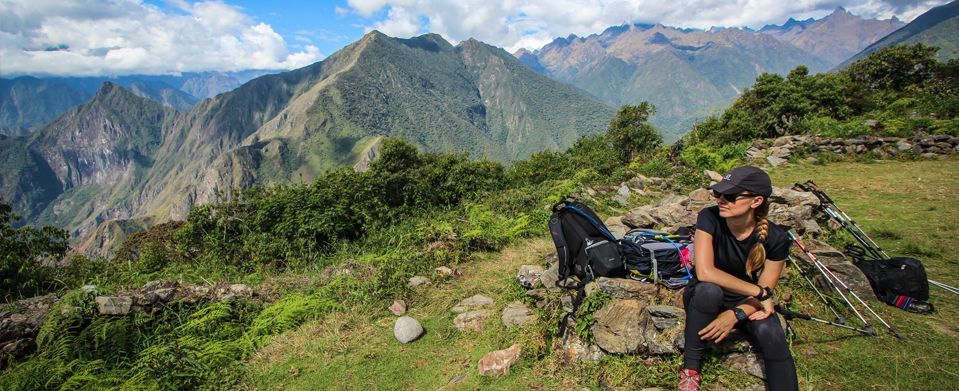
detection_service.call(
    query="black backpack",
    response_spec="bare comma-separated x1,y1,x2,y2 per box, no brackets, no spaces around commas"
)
621,228,694,288
548,197,625,284
547,197,625,336
854,255,930,304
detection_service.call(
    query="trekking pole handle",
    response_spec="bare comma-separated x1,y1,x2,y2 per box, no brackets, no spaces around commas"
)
774,305,811,321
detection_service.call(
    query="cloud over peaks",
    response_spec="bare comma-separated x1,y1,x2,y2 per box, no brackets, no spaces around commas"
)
0,0,324,77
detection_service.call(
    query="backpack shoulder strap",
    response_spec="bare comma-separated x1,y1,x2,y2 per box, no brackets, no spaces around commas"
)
548,202,571,281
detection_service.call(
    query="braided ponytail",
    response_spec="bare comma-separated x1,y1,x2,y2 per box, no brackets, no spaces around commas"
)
745,200,770,276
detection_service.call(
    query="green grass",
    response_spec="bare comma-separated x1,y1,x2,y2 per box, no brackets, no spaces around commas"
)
244,159,959,390
771,160,959,390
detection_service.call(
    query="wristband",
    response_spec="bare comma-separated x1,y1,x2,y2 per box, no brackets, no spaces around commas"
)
755,286,773,301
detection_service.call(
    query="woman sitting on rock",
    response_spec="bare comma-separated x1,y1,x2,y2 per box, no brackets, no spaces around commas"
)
678,166,798,391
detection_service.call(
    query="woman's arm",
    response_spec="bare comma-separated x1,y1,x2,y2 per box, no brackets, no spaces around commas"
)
693,228,764,297
748,258,786,320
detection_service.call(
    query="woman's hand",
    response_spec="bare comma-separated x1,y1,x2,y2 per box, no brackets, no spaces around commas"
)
749,299,775,321
699,310,738,343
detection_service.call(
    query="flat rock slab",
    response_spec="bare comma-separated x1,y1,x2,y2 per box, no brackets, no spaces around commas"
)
478,344,522,376
596,277,657,300
394,316,424,343
501,301,537,327
454,310,492,332
646,305,684,319
452,294,494,313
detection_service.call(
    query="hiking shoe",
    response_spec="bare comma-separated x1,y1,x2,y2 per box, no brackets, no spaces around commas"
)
678,369,701,391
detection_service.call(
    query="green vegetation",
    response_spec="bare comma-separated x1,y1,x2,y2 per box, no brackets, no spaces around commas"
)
686,45,959,146
2,44,957,390
0,197,69,301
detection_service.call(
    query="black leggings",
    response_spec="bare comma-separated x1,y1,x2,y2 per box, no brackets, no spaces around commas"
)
683,281,798,391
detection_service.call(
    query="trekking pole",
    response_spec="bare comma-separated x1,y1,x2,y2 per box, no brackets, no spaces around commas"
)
789,232,875,336
775,305,874,336
788,255,846,324
791,231,903,339
930,280,959,295
797,182,959,297
797,181,889,258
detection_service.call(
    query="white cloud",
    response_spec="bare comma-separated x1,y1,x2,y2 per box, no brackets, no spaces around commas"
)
344,0,951,52
0,0,324,77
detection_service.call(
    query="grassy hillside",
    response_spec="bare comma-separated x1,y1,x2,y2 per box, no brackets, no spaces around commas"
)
245,159,959,390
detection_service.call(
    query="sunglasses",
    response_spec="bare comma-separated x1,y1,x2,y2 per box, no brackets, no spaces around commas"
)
712,190,758,202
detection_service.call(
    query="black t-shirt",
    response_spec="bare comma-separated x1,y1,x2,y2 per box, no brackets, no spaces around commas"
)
695,206,791,282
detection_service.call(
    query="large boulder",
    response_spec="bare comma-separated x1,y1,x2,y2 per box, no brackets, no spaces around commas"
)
394,316,424,343
591,299,644,354
801,240,875,299
478,344,522,376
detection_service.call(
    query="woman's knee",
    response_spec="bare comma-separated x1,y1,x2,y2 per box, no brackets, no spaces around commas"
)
749,317,790,358
687,282,724,311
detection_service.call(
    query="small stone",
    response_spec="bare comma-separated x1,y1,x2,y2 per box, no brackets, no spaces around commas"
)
229,284,253,298
435,266,458,277
723,352,766,380
454,310,492,331
393,316,424,343
389,299,407,316
408,276,431,287
501,301,537,327
95,296,133,316
689,188,712,202
452,294,494,313
153,288,176,302
705,170,724,182
539,262,560,288
517,264,546,289
766,155,787,167
802,219,822,235
81,285,97,293
478,344,522,376
617,185,631,198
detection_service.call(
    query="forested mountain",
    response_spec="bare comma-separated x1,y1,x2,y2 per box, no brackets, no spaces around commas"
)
0,71,275,136
840,0,959,66
0,31,613,254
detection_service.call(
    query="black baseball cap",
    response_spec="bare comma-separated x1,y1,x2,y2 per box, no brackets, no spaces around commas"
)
711,166,772,198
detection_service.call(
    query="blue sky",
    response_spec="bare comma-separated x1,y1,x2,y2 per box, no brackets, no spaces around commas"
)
0,0,950,77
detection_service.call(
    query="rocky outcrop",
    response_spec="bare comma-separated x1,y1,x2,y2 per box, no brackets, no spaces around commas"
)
746,134,959,165
0,294,57,366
